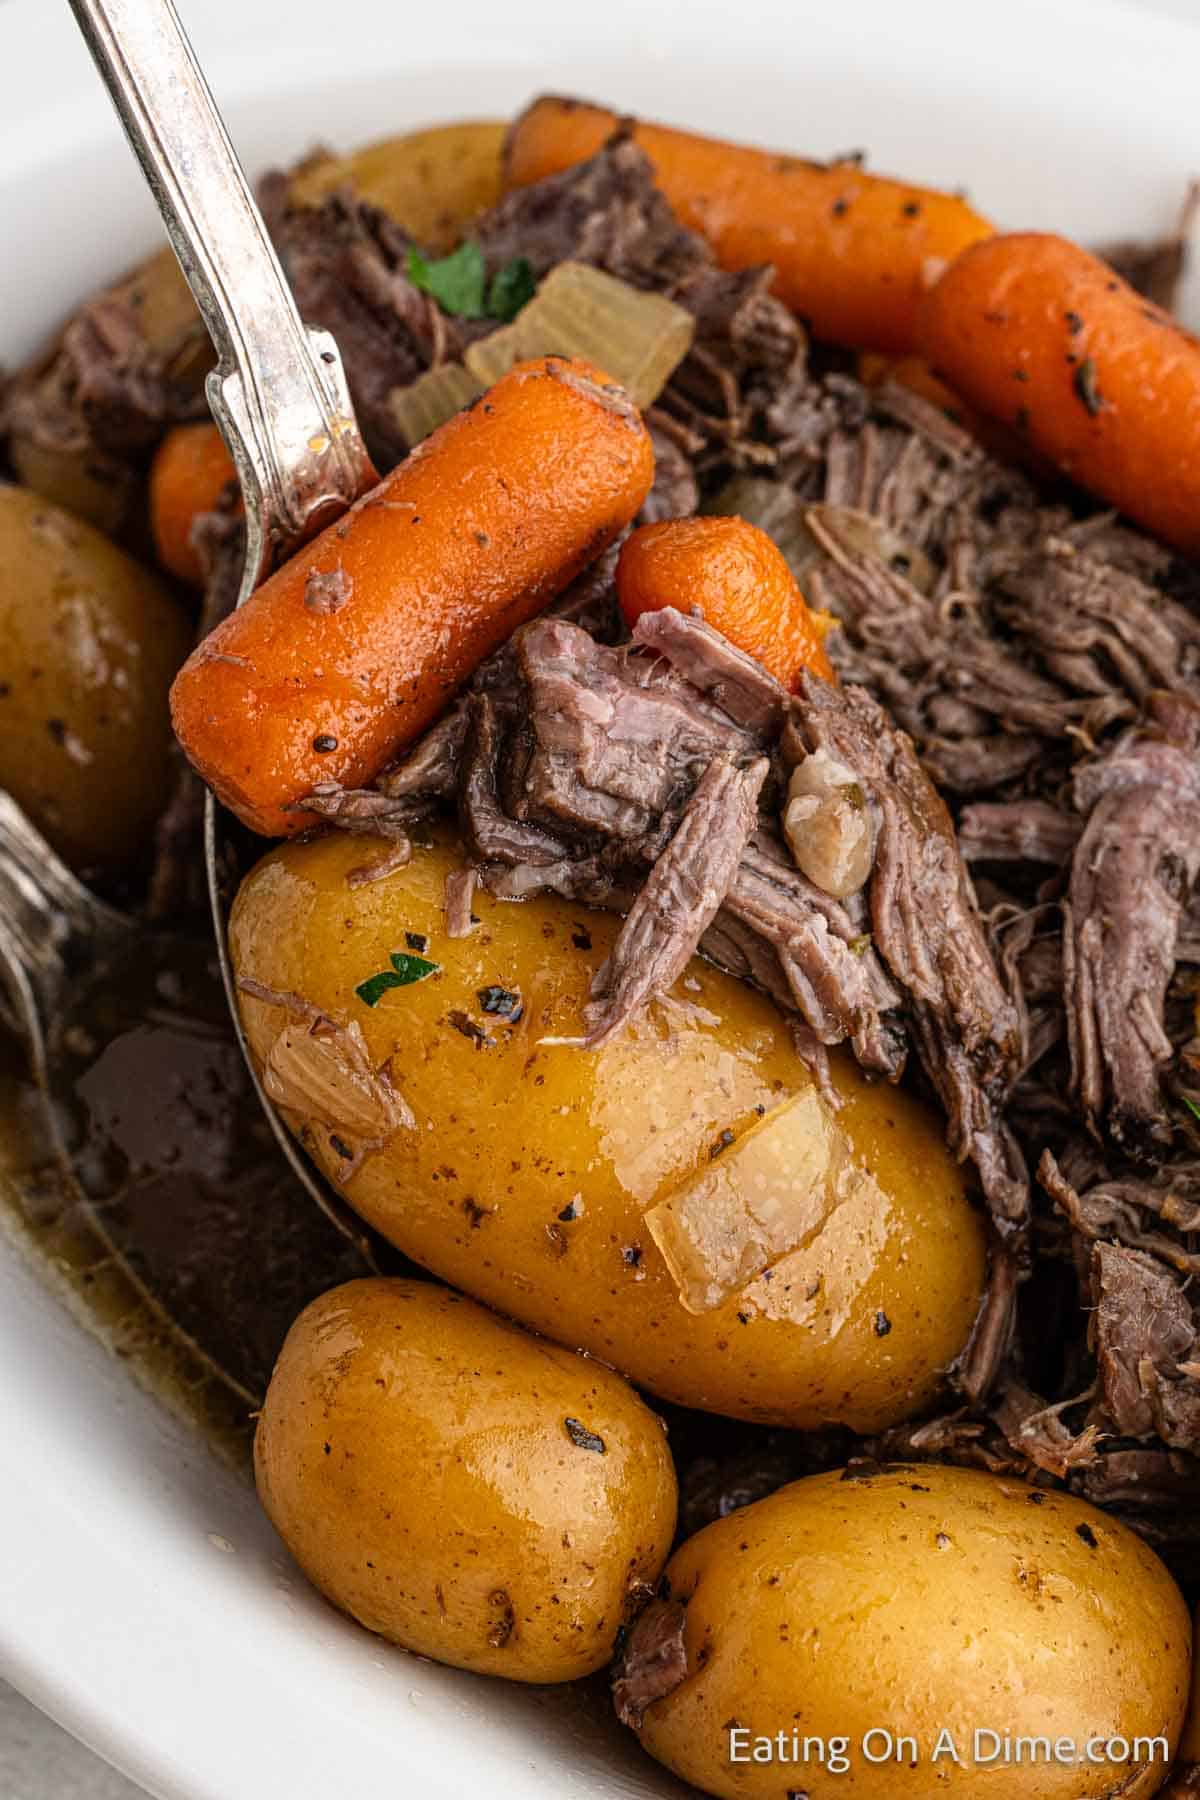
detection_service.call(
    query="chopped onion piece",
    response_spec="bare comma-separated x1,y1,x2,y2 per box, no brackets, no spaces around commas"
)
263,1013,414,1152
804,503,936,596
644,1090,848,1313
464,262,695,409
782,748,874,898
386,362,484,450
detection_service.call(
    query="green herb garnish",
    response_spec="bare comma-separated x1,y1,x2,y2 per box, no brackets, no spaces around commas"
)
486,256,536,322
407,242,536,323
1182,1095,1200,1125
355,950,439,1007
408,242,486,317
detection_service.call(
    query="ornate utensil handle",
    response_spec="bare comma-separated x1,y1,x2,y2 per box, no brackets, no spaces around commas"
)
67,0,375,599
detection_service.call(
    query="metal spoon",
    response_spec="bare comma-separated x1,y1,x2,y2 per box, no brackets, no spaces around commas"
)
66,0,379,1249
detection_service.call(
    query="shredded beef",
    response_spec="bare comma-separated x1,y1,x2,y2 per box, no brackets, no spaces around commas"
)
717,830,904,1079
611,1599,689,1729
791,673,1028,1243
273,193,469,470
1064,693,1200,1149
478,133,709,292
632,606,787,736
959,800,1082,868
584,753,768,1047
1091,1242,1200,1448
4,287,208,470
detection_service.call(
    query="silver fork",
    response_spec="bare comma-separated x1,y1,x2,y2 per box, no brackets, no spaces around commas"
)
60,0,378,1239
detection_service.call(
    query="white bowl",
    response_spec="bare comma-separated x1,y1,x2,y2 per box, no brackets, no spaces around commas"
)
1,2,1198,1795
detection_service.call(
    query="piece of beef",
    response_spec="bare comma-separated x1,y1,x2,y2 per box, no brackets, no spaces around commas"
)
1091,1242,1200,1451
585,753,768,1047
274,193,465,470
611,1599,689,1730
478,132,709,292
4,287,209,472
800,494,1092,799
661,265,806,469
631,606,788,737
511,617,764,846
1064,692,1200,1149
718,830,905,1079
987,1377,1103,1480
791,672,1029,1245
996,544,1200,710
1039,1148,1200,1277
959,801,1082,868
448,616,907,1072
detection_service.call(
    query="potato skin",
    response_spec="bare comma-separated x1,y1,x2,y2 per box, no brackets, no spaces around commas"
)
254,1277,676,1681
635,1464,1190,1800
230,829,987,1430
0,486,191,873
289,121,506,254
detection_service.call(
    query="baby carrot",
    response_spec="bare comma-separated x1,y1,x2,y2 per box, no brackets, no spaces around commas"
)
857,352,968,419
505,96,994,354
149,421,238,585
617,515,835,688
919,232,1200,555
171,356,654,836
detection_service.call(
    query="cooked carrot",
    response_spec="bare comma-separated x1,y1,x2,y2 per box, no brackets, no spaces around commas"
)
505,97,994,354
171,356,654,836
617,516,835,689
857,351,969,419
919,231,1200,555
149,422,238,585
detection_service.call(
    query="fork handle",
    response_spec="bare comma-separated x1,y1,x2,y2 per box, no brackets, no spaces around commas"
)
67,0,375,597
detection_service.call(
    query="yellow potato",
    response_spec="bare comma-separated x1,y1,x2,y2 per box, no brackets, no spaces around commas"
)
230,828,987,1431
255,1277,677,1681
289,121,506,253
0,485,192,873
631,1464,1190,1800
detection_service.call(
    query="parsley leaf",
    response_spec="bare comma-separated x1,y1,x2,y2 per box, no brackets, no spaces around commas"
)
407,243,536,323
355,950,440,1007
408,242,486,319
1183,1095,1200,1125
486,257,536,322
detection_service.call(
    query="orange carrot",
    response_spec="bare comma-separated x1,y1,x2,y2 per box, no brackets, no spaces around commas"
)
919,232,1200,555
857,351,970,419
171,357,654,837
505,97,994,354
149,422,238,585
617,516,835,689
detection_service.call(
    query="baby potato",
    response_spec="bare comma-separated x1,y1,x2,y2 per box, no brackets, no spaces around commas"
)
628,1464,1190,1800
230,828,987,1431
0,485,191,873
289,121,506,253
255,1276,677,1682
